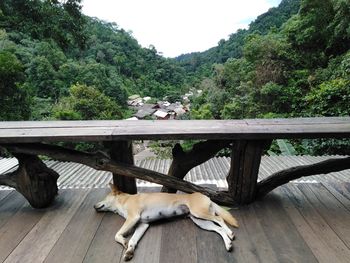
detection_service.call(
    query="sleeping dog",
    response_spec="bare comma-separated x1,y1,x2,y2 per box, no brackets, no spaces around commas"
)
94,183,238,261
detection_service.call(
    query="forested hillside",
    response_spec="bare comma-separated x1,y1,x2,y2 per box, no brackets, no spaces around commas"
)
176,0,301,76
185,0,350,154
1,0,349,154
0,0,186,121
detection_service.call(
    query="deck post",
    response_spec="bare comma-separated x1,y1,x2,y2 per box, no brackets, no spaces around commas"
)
105,140,137,194
0,153,59,208
227,140,271,204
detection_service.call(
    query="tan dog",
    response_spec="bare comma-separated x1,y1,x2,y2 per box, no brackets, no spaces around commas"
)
94,183,238,261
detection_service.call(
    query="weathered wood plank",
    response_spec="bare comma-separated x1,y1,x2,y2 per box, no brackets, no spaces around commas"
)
279,185,342,263
0,117,349,143
4,189,89,263
83,213,124,263
159,219,197,263
43,189,108,263
227,140,269,204
322,182,350,212
0,191,27,229
284,184,350,262
0,196,45,262
107,141,137,194
253,193,318,262
0,127,114,143
131,224,162,263
0,190,12,204
298,183,350,247
196,218,233,263
234,206,278,262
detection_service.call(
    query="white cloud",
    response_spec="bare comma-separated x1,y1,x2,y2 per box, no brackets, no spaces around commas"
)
82,0,281,57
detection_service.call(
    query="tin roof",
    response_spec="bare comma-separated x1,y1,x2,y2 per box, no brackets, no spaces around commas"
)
1,155,349,190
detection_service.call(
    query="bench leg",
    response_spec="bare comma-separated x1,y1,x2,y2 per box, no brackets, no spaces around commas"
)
106,141,137,194
0,153,59,208
227,140,271,204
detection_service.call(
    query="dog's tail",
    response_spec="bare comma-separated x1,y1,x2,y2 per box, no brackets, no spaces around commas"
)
213,203,239,228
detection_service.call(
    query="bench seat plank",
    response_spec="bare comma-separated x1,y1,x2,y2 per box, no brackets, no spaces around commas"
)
0,118,349,142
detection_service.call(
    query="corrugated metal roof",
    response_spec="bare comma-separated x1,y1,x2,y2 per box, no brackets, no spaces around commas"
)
0,156,349,190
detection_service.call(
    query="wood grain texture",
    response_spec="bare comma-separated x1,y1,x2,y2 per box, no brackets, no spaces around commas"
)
43,189,108,263
256,156,350,199
106,140,137,194
159,219,197,263
253,193,318,263
83,213,124,263
0,195,45,262
131,224,162,263
298,183,350,247
0,117,349,142
4,190,89,263
0,191,27,229
280,184,349,263
234,206,278,262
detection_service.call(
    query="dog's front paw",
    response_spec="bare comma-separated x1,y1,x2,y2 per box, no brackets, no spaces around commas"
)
123,251,134,261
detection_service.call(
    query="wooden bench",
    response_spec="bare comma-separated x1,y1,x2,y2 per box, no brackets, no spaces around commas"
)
0,117,349,208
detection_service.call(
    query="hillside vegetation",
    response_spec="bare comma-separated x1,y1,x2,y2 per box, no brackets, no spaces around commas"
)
0,0,349,154
0,0,186,121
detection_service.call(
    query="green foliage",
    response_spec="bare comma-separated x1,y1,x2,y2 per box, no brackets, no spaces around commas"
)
276,139,297,155
182,0,349,155
0,51,30,120
0,0,186,121
53,84,124,120
191,103,214,120
305,78,350,116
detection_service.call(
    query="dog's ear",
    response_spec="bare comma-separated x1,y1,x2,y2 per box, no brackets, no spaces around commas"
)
109,183,119,195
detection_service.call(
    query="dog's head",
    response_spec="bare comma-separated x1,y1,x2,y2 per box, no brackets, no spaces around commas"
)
94,183,122,212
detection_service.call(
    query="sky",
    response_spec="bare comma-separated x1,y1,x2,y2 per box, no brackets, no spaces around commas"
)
82,0,282,58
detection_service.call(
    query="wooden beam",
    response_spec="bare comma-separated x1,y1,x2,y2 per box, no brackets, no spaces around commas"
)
256,157,350,199
0,153,59,208
1,117,350,143
161,140,231,193
226,140,271,204
104,141,137,194
2,143,237,206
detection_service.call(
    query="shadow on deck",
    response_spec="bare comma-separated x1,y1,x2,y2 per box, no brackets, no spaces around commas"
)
0,182,350,263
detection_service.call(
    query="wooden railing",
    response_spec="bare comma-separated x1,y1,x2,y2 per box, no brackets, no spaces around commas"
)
0,117,349,208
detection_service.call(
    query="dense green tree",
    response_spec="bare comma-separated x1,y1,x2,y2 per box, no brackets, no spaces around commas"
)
53,84,124,120
0,51,30,120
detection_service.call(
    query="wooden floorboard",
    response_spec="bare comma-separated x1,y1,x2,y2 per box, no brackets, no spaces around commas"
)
234,206,278,263
131,223,162,263
0,183,350,262
0,191,11,203
82,213,124,263
0,198,45,262
159,218,198,263
298,184,350,248
44,189,108,263
0,191,27,230
4,190,89,263
282,184,350,263
252,192,318,263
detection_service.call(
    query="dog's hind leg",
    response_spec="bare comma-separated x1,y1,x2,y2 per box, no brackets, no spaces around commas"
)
115,215,140,249
190,208,234,240
123,223,149,261
189,216,233,251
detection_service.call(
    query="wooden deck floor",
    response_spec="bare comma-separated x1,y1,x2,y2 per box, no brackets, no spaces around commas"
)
0,183,349,263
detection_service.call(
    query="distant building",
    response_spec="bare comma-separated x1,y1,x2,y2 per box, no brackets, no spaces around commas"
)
153,110,170,120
